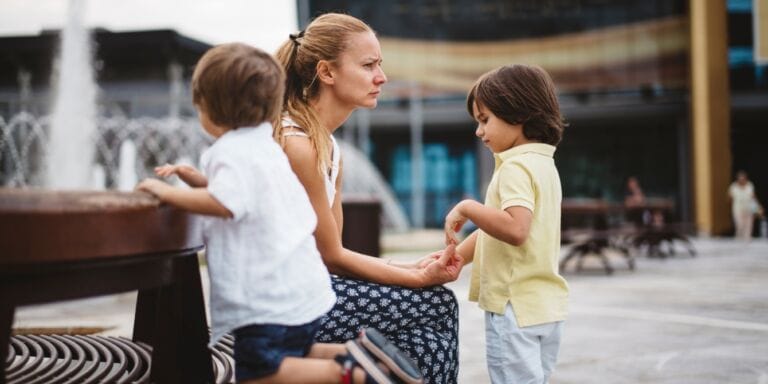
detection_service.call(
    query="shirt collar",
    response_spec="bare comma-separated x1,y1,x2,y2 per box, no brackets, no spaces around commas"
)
494,143,556,167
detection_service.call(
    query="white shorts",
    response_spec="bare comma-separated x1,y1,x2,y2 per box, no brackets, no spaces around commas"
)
485,303,564,384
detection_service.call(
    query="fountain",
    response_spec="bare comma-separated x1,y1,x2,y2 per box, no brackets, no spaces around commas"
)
0,5,407,225
46,0,98,189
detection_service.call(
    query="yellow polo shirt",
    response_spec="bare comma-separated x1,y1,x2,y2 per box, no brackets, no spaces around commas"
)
469,143,569,327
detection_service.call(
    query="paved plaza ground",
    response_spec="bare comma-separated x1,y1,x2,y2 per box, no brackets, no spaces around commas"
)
12,232,768,383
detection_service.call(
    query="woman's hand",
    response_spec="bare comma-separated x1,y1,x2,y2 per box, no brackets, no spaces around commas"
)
386,250,440,270
445,200,469,245
420,244,463,285
386,250,441,270
414,250,443,269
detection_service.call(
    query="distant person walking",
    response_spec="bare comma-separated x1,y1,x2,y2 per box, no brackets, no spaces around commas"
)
729,170,763,240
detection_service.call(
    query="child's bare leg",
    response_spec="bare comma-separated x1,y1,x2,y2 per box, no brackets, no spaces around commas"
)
306,343,374,383
239,356,367,384
307,342,347,359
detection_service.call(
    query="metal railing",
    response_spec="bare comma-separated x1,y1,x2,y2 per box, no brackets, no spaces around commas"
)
0,112,212,189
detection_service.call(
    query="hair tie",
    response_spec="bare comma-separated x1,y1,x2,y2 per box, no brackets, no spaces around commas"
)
289,30,305,45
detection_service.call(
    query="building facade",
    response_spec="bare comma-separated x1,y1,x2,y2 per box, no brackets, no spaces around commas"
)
299,0,767,234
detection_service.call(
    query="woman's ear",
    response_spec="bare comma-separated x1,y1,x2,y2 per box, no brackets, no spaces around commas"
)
316,60,335,85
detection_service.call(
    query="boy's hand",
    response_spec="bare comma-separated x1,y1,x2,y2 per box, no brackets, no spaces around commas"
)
154,163,208,187
136,178,170,200
444,201,468,245
155,163,191,178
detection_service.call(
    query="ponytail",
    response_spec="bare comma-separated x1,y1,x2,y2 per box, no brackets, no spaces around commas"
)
272,13,372,175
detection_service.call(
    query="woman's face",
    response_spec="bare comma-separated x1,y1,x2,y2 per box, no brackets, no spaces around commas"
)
331,31,387,109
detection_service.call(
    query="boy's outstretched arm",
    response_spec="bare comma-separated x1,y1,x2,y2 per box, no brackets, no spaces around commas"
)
445,199,532,246
136,178,232,218
155,164,208,187
455,229,478,266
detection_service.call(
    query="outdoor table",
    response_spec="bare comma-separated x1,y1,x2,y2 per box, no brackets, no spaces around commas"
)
561,198,627,241
0,189,214,383
560,198,688,272
560,199,630,273
625,198,696,258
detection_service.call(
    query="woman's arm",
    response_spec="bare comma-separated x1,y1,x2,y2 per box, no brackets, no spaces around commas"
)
136,178,231,218
283,137,460,288
332,156,344,236
751,191,765,217
445,199,532,246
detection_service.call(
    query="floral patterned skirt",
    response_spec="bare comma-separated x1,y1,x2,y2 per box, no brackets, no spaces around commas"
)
315,276,459,384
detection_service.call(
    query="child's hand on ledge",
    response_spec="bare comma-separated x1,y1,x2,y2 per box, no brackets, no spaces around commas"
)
155,163,183,178
154,163,208,187
136,178,170,200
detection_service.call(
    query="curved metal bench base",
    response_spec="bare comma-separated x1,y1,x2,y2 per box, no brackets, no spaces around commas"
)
5,334,234,384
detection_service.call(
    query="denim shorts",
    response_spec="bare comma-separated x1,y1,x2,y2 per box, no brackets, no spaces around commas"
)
233,318,323,381
485,303,564,384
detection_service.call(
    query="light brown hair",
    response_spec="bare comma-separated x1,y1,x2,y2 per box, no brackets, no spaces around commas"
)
467,64,565,146
192,43,284,129
273,13,372,174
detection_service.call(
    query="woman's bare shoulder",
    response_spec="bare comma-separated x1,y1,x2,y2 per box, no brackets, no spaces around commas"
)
283,136,319,169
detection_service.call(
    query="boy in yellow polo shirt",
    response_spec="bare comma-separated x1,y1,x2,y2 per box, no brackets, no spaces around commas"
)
444,64,568,384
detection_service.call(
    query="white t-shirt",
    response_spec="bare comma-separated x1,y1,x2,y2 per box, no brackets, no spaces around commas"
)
200,122,336,346
729,181,755,214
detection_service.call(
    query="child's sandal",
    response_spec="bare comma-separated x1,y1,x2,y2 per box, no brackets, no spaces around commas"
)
357,328,424,384
335,347,392,384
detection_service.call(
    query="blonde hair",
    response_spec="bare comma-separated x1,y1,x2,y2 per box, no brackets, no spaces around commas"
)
273,13,372,174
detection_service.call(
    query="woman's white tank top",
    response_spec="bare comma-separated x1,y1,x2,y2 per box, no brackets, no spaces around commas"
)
281,116,339,207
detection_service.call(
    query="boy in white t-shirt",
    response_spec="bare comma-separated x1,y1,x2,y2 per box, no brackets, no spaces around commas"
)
137,43,422,384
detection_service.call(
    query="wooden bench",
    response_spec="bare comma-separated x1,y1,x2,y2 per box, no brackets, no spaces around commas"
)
0,189,213,383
